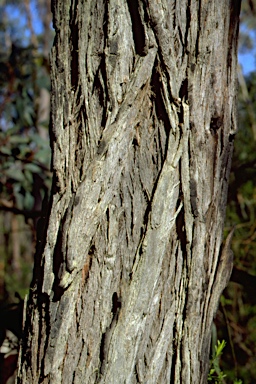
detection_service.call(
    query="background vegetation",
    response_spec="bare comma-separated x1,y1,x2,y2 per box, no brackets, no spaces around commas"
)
0,0,52,301
0,1,255,383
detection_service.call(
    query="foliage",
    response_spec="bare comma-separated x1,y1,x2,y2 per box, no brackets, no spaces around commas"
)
0,0,52,301
0,42,51,211
227,71,256,269
211,2,256,381
208,340,227,383
239,0,256,53
217,69,256,383
208,340,243,384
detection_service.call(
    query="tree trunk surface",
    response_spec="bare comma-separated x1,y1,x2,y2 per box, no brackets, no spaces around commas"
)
17,1,240,383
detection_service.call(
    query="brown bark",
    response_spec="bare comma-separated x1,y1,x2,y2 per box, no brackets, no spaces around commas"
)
17,1,241,383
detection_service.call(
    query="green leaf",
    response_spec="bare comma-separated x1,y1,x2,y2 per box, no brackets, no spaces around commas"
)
13,190,23,209
9,135,29,144
34,148,51,165
23,108,34,126
23,169,33,184
24,191,34,210
0,147,11,155
5,167,24,182
24,162,41,174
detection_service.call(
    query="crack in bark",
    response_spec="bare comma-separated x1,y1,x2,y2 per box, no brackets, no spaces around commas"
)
127,0,147,56
99,292,121,377
69,0,79,89
195,0,201,59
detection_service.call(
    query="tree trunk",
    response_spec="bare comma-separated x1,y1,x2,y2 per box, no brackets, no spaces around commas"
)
17,1,241,383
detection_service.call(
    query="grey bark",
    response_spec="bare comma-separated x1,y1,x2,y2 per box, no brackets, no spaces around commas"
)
16,1,241,383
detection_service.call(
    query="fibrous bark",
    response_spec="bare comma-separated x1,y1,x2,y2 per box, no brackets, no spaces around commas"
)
17,1,241,383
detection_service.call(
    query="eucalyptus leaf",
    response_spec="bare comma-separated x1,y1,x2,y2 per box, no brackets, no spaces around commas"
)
0,147,11,155
24,162,41,174
30,133,49,148
9,135,30,144
13,190,24,209
34,148,51,165
5,167,24,182
23,108,34,126
24,191,34,210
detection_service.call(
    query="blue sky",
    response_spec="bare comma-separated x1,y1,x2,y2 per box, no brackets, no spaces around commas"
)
238,26,256,75
239,51,256,74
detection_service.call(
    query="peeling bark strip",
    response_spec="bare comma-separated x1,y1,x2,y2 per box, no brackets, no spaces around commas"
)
17,1,241,383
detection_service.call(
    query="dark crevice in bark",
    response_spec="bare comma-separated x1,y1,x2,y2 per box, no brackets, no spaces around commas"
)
189,178,199,218
156,125,166,164
227,0,242,70
127,0,146,56
38,293,51,382
176,207,187,258
69,0,79,89
184,0,191,52
99,292,122,376
170,326,177,383
141,176,155,235
177,25,185,55
79,102,88,140
74,116,85,183
210,114,223,135
178,96,185,126
105,206,109,240
93,63,106,110
32,192,52,291
179,78,189,101
142,186,150,206
132,135,139,148
219,127,225,156
49,102,56,151
172,1,176,29
195,0,201,59
52,219,66,301
134,363,140,383
150,64,171,142
176,204,190,317
112,291,122,315
100,4,110,127
16,309,30,383
141,0,149,25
